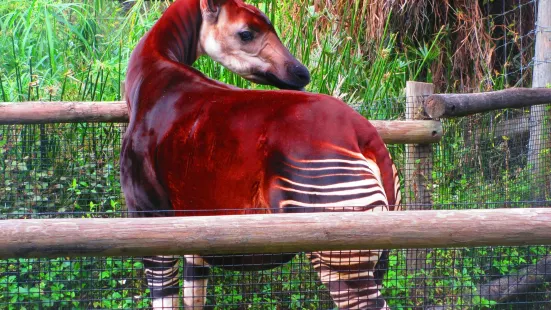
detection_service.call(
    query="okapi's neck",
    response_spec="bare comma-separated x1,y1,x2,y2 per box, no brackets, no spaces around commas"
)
147,0,202,65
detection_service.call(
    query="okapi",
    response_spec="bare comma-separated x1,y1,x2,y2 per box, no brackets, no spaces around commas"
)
121,0,401,308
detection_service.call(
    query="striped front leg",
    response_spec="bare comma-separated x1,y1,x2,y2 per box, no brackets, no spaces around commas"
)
307,249,389,310
143,255,181,309
183,255,210,309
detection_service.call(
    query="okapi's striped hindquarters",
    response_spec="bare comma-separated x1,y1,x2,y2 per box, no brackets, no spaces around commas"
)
141,151,401,310
276,153,401,309
121,0,401,309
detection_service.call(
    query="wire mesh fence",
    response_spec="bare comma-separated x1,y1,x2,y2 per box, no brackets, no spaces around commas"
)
1,95,550,309
1,1,550,309
485,0,536,89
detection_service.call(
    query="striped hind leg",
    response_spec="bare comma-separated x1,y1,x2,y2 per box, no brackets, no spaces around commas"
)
143,255,181,309
307,250,389,310
183,255,210,309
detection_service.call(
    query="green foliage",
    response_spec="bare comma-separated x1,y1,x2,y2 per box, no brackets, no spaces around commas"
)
0,257,149,309
1,0,550,309
206,255,329,309
0,0,443,108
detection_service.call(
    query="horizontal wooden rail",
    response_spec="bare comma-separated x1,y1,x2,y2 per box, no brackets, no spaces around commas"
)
370,120,441,144
424,87,551,118
0,101,127,124
0,101,442,144
0,208,550,259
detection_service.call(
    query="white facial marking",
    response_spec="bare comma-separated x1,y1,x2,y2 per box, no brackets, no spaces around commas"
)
203,34,222,59
199,6,273,80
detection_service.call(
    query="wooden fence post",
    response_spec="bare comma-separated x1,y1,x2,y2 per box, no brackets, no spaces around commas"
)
405,81,435,303
405,82,435,208
527,0,551,201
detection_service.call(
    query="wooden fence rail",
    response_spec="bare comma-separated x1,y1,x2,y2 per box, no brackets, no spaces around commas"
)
424,87,551,118
1,208,550,259
0,101,443,144
0,101,127,124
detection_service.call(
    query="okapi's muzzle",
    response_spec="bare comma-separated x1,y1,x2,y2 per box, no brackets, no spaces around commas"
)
255,61,310,91
285,62,311,89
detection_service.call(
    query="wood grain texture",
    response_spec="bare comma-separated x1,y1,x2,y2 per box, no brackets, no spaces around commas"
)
427,255,551,308
405,81,435,300
370,120,442,144
0,208,550,259
0,102,442,144
405,81,435,208
477,255,551,302
424,88,551,118
0,101,128,124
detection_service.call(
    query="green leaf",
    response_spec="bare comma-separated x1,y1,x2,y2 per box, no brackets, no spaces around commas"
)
29,287,40,297
44,6,56,73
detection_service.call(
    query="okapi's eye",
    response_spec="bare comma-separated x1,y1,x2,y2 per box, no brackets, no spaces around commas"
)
238,30,254,42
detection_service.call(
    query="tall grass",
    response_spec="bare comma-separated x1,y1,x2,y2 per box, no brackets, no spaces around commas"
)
0,0,441,112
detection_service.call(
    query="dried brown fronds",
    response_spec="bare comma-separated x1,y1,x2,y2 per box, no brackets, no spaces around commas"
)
450,0,494,92
289,0,535,93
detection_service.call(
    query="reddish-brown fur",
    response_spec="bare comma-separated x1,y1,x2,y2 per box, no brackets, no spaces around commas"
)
122,1,399,308
122,0,398,220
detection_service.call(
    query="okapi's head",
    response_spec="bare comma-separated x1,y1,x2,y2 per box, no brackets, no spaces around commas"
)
198,0,310,90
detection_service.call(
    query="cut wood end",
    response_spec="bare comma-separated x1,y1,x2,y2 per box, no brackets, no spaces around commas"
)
424,96,445,119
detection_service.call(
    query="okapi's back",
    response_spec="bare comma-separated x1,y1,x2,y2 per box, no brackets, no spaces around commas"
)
149,90,399,216
261,95,400,211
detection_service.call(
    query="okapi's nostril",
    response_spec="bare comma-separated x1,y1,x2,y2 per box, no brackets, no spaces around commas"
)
290,65,311,84
296,69,310,81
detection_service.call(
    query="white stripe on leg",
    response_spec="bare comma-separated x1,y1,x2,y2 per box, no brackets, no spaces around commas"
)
183,279,208,309
152,294,180,309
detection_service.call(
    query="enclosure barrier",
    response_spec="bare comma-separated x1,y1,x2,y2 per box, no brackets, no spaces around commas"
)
424,87,551,118
1,208,550,259
1,86,551,308
0,101,442,144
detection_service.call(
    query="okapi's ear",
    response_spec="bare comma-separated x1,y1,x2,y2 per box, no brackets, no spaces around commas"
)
200,0,227,22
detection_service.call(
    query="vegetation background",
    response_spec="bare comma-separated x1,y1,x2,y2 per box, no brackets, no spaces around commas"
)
1,0,548,309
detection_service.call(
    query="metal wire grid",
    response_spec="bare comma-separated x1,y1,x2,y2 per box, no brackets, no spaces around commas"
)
418,105,551,309
1,98,550,309
485,0,536,89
